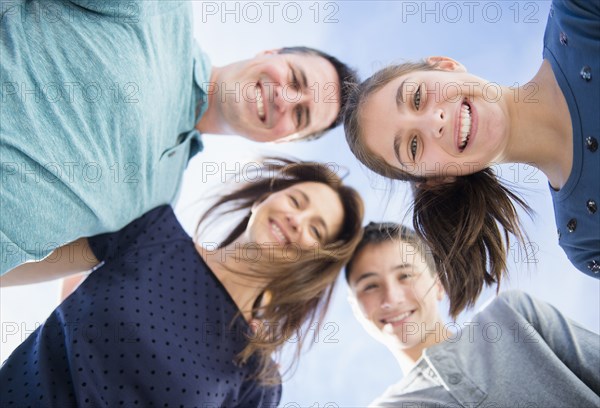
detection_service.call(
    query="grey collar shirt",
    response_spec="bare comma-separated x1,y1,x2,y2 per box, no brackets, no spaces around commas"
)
371,291,600,408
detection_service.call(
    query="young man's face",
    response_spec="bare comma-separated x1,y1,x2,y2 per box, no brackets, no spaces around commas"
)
348,240,444,350
210,51,341,142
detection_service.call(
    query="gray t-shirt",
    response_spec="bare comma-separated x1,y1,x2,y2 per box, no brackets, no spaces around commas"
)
372,291,600,407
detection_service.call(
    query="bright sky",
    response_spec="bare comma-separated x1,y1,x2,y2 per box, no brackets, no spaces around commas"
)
2,2,598,407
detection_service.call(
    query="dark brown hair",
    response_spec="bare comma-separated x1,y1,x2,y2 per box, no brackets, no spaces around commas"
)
196,157,364,383
343,62,531,318
345,222,436,282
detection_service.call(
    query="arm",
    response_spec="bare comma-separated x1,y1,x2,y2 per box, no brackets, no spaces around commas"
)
0,238,99,287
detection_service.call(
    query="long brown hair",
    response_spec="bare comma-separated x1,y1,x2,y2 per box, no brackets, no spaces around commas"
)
196,157,364,383
343,62,531,318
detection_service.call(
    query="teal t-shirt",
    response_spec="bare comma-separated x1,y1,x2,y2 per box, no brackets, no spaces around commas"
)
0,0,211,274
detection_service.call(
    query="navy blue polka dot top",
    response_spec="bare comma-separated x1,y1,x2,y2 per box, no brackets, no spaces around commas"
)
0,205,282,407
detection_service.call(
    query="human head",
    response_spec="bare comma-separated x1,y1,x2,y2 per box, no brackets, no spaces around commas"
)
278,47,359,141
346,222,444,351
344,56,511,181
344,60,531,317
344,60,437,182
197,157,364,383
198,47,359,143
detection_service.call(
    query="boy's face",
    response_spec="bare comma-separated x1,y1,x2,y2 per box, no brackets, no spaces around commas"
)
348,240,444,349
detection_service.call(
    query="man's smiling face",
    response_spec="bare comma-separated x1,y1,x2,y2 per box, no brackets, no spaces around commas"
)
210,50,341,142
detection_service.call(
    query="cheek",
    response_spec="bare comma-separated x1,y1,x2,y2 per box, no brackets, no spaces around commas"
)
271,117,297,137
416,150,450,176
297,236,317,251
358,296,379,321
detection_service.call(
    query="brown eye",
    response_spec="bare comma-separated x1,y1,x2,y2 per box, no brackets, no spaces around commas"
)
413,86,421,110
289,195,299,208
410,136,418,160
294,106,302,129
363,283,378,292
311,226,322,240
291,68,300,89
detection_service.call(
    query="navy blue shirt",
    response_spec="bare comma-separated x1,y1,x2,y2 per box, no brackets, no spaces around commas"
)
545,0,600,276
0,206,281,407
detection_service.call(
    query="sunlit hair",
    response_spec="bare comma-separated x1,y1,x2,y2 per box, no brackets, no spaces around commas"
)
279,46,360,141
343,62,532,318
196,157,364,384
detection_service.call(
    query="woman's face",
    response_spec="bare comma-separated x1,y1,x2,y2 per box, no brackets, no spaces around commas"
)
349,240,444,349
246,181,345,251
360,60,510,179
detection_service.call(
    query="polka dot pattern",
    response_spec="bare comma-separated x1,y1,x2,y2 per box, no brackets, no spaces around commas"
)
0,206,281,407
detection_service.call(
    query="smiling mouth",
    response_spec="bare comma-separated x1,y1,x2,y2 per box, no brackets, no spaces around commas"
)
458,101,472,152
270,220,290,245
381,310,415,325
256,84,266,122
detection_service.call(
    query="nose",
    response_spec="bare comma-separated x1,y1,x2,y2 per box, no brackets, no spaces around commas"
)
430,108,445,139
381,283,405,310
285,213,300,233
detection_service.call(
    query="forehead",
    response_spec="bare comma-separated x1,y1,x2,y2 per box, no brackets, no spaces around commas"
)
349,240,423,281
360,76,407,164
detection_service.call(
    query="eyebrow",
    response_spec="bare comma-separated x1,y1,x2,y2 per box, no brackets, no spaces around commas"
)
352,272,377,286
294,188,328,237
352,264,412,286
393,134,407,168
392,263,413,271
396,79,407,108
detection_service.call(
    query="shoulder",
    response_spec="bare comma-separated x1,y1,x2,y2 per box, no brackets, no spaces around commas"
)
554,0,600,20
478,290,535,318
66,1,190,20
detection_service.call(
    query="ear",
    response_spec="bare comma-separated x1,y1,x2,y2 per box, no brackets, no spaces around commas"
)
415,176,457,189
426,56,466,73
434,278,445,302
256,49,281,57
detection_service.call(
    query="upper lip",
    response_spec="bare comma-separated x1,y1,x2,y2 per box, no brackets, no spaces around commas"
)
269,218,291,244
380,309,415,324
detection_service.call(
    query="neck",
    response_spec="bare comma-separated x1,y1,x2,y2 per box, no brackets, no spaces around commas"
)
194,66,234,135
391,320,449,375
501,60,573,189
196,241,265,322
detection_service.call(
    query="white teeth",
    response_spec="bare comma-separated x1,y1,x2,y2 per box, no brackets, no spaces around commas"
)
256,87,265,120
385,310,413,323
271,222,287,244
459,104,472,150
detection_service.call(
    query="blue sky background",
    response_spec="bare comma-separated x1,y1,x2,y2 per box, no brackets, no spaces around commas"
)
1,1,598,407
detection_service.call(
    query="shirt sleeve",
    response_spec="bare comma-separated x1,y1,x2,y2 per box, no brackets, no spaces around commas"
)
88,205,174,263
497,290,600,395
